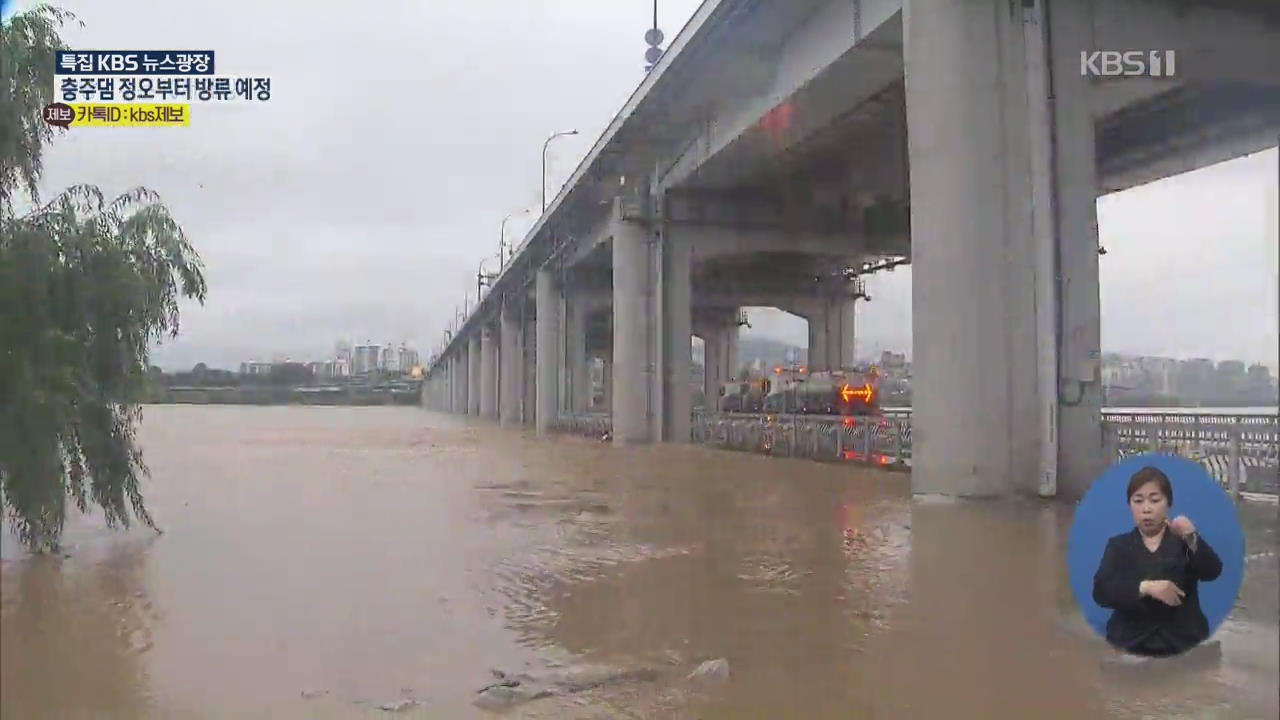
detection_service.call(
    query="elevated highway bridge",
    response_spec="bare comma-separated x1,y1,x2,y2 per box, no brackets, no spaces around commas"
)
424,0,1280,499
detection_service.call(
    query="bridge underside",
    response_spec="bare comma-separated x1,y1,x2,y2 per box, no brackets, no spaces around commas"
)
425,0,1280,501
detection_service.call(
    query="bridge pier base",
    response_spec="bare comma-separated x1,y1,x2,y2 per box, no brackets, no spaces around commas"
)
904,0,1103,498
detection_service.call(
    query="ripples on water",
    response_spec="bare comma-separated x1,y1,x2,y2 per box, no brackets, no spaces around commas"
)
1,406,1276,718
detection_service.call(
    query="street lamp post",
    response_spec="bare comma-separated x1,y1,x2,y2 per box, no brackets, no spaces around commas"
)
542,129,579,212
500,209,529,267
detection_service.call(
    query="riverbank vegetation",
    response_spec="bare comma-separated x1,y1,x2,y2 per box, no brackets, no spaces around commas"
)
1,5,206,551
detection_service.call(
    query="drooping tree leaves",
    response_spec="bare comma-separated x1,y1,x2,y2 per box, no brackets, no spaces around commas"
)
1,6,207,551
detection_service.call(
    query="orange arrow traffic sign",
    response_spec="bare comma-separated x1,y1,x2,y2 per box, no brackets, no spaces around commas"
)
841,383,873,403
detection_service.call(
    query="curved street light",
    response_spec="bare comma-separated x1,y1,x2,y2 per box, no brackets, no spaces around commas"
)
542,129,579,212
477,248,505,300
500,208,530,267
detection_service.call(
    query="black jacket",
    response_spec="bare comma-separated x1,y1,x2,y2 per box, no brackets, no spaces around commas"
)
1092,527,1223,656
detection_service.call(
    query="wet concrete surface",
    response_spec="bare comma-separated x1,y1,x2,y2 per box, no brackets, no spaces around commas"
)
1,406,1276,718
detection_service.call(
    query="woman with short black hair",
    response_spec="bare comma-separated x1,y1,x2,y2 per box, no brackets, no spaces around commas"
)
1092,466,1224,657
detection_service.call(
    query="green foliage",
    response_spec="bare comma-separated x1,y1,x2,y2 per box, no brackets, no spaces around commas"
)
0,4,80,214
0,5,206,551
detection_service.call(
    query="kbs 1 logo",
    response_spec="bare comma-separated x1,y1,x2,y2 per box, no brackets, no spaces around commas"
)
1080,50,1176,78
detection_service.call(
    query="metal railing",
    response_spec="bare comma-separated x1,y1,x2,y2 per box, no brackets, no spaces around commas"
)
552,409,1278,497
1102,412,1278,497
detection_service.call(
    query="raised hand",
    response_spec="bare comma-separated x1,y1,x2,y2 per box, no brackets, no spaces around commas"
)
1168,515,1197,539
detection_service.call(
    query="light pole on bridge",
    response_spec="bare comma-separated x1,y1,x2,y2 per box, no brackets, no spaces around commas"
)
542,129,579,213
500,208,530,267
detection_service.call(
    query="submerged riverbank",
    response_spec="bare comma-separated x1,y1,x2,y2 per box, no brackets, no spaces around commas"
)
148,385,420,406
3,406,1275,718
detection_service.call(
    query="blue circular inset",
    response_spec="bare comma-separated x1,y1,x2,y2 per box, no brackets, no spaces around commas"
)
1067,453,1245,643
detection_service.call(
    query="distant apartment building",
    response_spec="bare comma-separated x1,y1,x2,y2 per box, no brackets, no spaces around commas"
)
380,344,400,373
1214,360,1247,398
1102,355,1142,390
398,346,420,373
1136,356,1178,396
1246,363,1277,399
352,344,380,375
239,361,273,376
333,357,351,377
1175,358,1216,400
306,360,337,380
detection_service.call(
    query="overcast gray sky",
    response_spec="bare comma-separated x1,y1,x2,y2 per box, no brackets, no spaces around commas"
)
32,1,1278,372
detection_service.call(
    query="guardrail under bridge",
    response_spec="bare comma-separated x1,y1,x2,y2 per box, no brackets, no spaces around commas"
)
552,410,1278,499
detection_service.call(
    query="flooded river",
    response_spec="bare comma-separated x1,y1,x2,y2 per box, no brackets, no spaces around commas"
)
2,406,1276,718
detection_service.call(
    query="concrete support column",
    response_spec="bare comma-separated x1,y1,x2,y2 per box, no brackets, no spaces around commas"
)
611,212,651,444
446,356,456,412
904,0,1102,497
601,353,613,412
806,297,856,371
521,308,535,425
806,310,827,371
696,310,740,412
661,229,693,442
702,330,722,410
833,297,856,370
479,324,498,419
1048,0,1105,498
499,301,521,425
535,269,561,433
566,298,590,414
456,346,469,414
467,334,481,416
725,323,739,380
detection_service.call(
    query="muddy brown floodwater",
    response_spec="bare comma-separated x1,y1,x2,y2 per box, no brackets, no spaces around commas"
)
2,406,1277,718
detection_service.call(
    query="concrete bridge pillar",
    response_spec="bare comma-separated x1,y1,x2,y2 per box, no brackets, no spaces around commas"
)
661,227,693,442
445,356,455,412
601,353,612,413
609,204,694,444
479,323,498,419
564,296,590,414
467,334,481,416
521,307,536,425
611,211,651,444
499,301,522,426
904,0,1103,498
455,345,469,414
805,296,856,371
695,309,741,411
535,269,561,434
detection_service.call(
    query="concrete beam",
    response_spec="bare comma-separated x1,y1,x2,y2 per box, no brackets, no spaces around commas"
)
657,0,904,191
1089,0,1280,87
684,223,870,262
